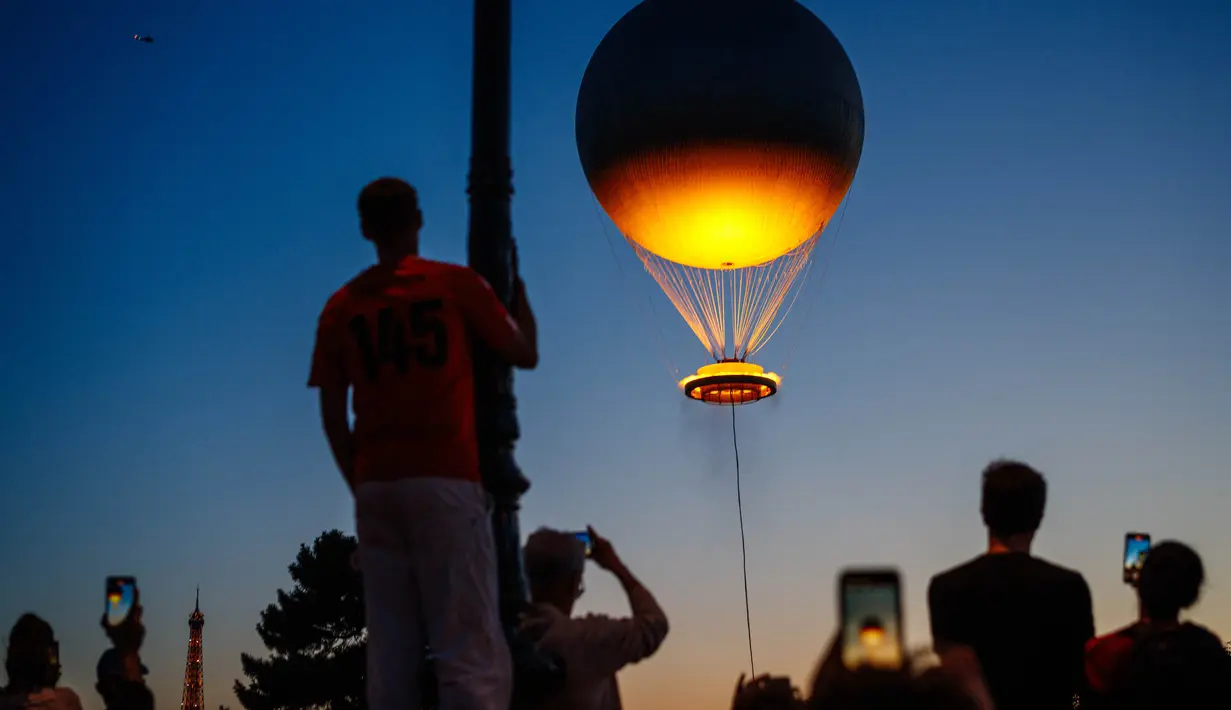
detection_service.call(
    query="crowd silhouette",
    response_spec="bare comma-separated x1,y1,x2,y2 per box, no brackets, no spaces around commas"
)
4,179,1228,710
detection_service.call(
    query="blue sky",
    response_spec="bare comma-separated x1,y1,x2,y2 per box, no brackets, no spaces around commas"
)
1,1,1229,709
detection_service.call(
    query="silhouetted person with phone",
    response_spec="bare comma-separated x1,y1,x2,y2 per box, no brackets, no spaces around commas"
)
1,615,82,710
95,598,153,710
927,459,1094,710
308,178,537,710
520,527,669,710
1083,540,1230,709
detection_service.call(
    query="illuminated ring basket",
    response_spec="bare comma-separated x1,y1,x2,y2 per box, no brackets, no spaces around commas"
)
679,361,781,406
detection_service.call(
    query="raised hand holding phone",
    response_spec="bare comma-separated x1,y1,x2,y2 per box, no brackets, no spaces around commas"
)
100,577,146,686
586,526,621,571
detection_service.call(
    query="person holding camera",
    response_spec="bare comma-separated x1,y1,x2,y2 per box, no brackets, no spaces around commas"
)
520,527,669,710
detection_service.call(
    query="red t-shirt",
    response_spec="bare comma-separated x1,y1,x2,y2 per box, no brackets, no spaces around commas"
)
308,256,522,484
1084,626,1137,694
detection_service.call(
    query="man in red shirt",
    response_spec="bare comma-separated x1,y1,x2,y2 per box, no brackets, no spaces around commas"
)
308,177,538,710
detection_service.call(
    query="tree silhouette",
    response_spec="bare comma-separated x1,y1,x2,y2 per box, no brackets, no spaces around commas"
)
234,530,367,710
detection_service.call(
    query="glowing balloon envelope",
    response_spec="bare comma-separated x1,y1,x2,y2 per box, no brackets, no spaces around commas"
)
576,0,865,404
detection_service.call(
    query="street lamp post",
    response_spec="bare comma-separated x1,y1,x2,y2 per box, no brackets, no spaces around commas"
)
466,0,563,707
467,0,526,625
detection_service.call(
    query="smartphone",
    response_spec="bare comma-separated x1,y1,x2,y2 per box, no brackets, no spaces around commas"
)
1123,532,1151,585
839,568,904,671
105,576,137,629
573,531,593,557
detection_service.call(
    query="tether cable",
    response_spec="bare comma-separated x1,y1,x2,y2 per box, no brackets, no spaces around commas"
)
732,403,755,677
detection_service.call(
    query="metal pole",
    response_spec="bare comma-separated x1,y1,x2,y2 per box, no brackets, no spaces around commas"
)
466,0,564,707
467,0,527,626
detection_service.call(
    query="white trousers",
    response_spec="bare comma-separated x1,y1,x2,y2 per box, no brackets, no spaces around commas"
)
355,477,512,710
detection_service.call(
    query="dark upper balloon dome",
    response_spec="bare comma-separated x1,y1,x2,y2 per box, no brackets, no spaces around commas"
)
576,0,866,270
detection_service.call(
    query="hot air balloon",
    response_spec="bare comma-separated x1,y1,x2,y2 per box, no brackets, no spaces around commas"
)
576,0,864,405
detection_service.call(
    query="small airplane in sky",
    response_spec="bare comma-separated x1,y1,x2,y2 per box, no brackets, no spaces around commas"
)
133,34,154,43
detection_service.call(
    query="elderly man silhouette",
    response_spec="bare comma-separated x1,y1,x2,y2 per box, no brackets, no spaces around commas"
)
519,527,669,710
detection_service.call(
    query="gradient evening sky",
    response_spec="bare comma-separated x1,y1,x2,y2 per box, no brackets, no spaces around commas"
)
1,1,1229,708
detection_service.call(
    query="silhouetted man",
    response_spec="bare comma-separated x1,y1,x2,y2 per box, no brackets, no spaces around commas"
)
520,527,669,710
927,459,1094,710
308,177,538,710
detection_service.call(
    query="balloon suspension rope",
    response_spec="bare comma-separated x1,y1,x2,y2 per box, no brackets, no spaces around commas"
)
732,403,756,677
